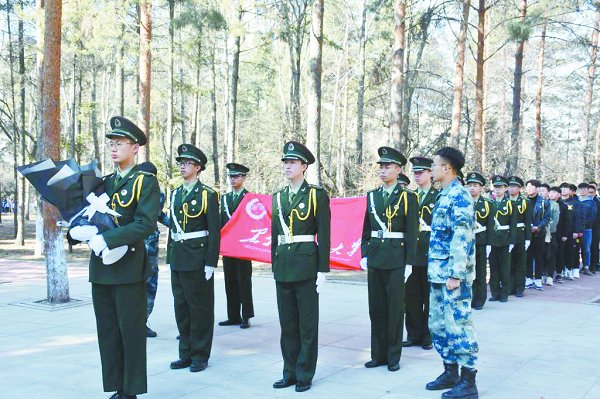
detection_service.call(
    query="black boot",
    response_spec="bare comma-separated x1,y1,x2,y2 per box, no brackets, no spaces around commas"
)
425,363,459,390
442,367,478,399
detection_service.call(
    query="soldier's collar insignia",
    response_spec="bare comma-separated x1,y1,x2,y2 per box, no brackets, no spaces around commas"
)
114,118,121,127
394,189,398,194
288,143,294,151
301,187,306,192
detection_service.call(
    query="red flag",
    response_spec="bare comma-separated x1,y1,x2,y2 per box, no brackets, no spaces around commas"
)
220,193,366,270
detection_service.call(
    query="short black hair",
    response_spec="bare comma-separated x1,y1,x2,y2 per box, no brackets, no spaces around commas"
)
526,179,541,188
434,146,465,172
578,182,590,189
589,181,597,187
540,183,550,190
549,186,561,193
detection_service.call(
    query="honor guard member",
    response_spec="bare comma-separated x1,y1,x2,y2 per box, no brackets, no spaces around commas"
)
403,156,437,350
426,147,479,399
74,116,160,399
507,176,532,296
271,141,330,393
361,147,418,372
218,162,255,329
398,173,411,188
466,172,492,310
488,176,517,302
168,144,220,373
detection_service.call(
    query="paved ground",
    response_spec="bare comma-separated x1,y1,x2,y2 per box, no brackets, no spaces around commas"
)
1,259,599,399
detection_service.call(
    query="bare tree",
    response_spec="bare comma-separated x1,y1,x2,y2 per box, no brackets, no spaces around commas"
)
227,5,243,163
390,0,406,149
584,1,600,178
450,0,471,148
534,18,547,179
356,0,367,164
306,0,324,184
138,0,152,161
473,0,487,171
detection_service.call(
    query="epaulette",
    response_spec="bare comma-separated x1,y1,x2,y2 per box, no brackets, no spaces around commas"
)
308,184,325,191
201,183,217,194
137,170,155,177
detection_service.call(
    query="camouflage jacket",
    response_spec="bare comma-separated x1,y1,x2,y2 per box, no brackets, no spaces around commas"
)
428,178,476,284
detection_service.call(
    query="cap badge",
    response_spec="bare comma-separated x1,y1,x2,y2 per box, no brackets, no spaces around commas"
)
288,143,294,151
114,118,121,127
181,145,188,152
382,148,388,155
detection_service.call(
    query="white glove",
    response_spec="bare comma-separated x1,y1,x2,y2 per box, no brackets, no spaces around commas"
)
525,240,531,251
486,245,492,258
360,257,368,271
69,225,99,241
204,266,215,280
404,264,413,282
88,234,108,256
316,272,326,293
509,244,514,253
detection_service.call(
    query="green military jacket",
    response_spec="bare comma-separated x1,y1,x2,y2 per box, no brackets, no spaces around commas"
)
361,184,418,269
167,180,220,271
90,166,160,285
414,187,438,267
511,196,532,243
220,188,248,227
488,197,517,247
473,196,492,246
270,180,331,282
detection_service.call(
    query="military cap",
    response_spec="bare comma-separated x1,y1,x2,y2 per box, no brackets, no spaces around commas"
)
409,156,433,172
377,147,407,166
176,144,208,171
226,162,250,176
435,146,465,171
466,171,486,186
398,173,410,186
107,116,147,145
508,176,524,187
281,141,315,164
491,175,509,187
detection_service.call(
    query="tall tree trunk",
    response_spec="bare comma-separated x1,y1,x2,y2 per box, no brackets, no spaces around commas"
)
306,0,324,185
167,0,174,158
91,59,100,162
327,19,347,171
507,0,527,175
70,54,77,158
337,43,350,196
481,8,491,171
449,0,471,148
473,0,486,171
356,0,367,164
191,34,202,148
6,0,19,240
534,18,547,179
584,2,600,178
17,0,26,245
115,0,125,115
34,0,44,257
41,0,69,303
138,0,152,161
227,7,243,163
390,0,406,149
211,44,220,187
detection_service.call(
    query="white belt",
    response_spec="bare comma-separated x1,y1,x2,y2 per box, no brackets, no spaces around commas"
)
474,226,487,234
171,230,209,242
420,225,431,232
371,231,405,239
496,225,510,231
516,223,525,228
278,235,315,245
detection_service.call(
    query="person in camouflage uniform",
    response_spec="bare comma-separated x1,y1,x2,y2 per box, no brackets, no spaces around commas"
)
426,147,479,399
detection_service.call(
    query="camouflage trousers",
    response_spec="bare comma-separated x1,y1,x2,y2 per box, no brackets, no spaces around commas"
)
429,282,478,368
145,255,159,319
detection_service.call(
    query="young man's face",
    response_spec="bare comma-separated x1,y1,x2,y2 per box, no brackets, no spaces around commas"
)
578,187,589,197
379,163,402,184
413,169,432,187
467,182,483,198
178,159,201,180
526,183,539,197
588,187,596,197
431,155,448,183
549,190,560,201
493,185,507,198
229,174,246,190
539,186,549,199
283,160,307,180
561,187,571,197
108,137,139,164
508,185,521,197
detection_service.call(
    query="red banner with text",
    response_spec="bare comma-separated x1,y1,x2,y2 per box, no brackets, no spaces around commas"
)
220,193,366,270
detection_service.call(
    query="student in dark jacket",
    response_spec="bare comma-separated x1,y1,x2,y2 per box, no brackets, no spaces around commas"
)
577,183,597,277
587,182,600,274
525,180,550,290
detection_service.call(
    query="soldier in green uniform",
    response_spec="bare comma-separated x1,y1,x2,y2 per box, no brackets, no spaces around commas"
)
466,172,492,310
73,116,160,399
488,175,517,302
168,144,220,373
403,156,437,350
508,176,532,296
219,162,254,329
271,141,330,393
361,147,418,372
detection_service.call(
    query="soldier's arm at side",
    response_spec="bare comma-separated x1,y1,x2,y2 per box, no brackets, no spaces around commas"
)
361,196,371,258
271,195,277,266
405,191,419,266
316,189,331,273
103,175,160,249
509,202,518,244
448,194,475,280
206,190,221,267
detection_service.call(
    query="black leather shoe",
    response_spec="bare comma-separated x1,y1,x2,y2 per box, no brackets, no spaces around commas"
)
500,298,508,303
364,360,385,368
388,363,400,372
218,319,241,326
473,305,484,310
273,378,296,389
422,343,433,350
515,292,524,298
190,360,208,372
295,381,312,392
488,297,499,302
240,319,250,329
402,339,421,347
146,325,157,338
170,359,192,369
